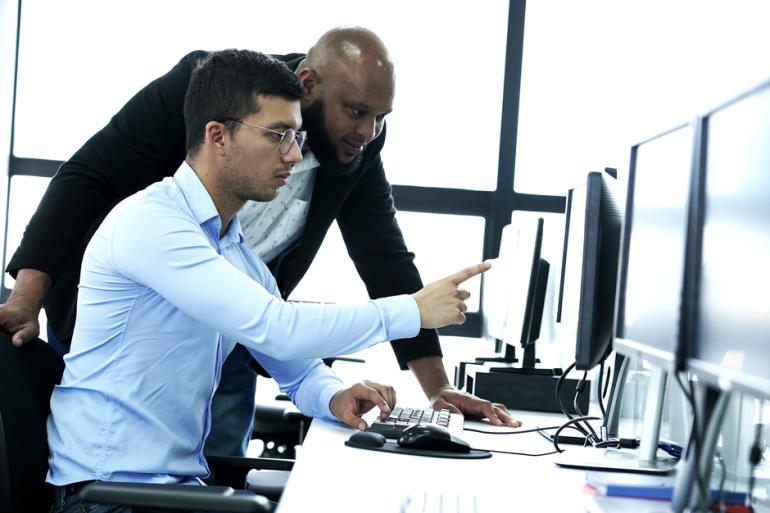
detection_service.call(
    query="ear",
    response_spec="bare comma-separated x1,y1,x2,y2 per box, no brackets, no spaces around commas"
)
204,120,228,156
297,67,320,106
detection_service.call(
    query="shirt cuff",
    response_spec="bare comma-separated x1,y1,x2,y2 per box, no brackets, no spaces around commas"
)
372,294,420,342
318,381,346,422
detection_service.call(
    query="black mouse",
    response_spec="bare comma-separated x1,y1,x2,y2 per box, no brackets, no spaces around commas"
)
347,430,387,448
397,424,471,453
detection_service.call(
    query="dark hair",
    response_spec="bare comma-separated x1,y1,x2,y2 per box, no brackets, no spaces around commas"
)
184,49,304,157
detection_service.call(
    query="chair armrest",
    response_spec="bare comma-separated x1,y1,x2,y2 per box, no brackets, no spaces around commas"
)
205,455,295,490
80,482,271,513
322,356,366,367
206,455,294,472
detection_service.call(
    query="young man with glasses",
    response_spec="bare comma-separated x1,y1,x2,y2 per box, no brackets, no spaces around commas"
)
46,49,487,513
2,27,520,458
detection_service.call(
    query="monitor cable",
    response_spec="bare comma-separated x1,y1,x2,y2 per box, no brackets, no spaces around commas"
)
550,416,603,452
573,372,599,442
674,371,710,509
747,402,765,510
464,425,567,457
597,359,612,419
555,361,591,438
464,425,562,435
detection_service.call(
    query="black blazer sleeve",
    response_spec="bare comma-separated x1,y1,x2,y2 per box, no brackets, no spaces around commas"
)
6,51,204,341
336,132,442,369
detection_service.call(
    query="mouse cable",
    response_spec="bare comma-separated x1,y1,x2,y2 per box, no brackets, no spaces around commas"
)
471,447,561,457
463,425,562,435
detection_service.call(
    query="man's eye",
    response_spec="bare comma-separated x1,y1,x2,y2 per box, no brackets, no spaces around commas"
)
349,108,364,118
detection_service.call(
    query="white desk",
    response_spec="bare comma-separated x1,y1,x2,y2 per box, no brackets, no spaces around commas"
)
273,347,682,513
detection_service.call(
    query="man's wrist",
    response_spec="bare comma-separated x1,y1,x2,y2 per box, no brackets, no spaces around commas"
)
7,268,52,310
407,355,453,400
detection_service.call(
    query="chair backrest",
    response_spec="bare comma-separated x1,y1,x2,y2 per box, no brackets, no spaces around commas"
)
0,331,64,513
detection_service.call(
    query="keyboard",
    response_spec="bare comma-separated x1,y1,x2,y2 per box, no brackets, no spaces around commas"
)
402,490,480,513
367,406,464,439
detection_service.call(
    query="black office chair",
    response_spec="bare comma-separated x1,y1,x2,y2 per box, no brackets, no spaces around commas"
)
0,331,287,513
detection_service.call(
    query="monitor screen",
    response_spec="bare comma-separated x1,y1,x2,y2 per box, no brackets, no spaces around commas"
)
685,82,770,400
501,217,548,367
562,172,623,371
481,224,518,341
613,123,694,371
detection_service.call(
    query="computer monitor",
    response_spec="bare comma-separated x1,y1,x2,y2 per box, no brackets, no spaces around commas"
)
557,171,622,372
555,125,695,475
613,123,695,370
681,80,770,400
473,217,550,371
498,217,552,373
672,79,770,513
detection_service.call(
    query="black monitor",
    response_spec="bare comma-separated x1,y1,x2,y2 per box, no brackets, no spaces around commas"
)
557,171,622,372
681,79,770,400
613,123,695,371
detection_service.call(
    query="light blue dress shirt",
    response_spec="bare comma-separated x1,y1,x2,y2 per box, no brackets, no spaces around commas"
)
46,162,420,485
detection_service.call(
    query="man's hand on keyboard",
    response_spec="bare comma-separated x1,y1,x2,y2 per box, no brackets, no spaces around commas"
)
330,379,398,431
430,386,521,428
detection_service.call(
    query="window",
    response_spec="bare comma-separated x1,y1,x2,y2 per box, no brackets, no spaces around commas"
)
13,0,509,192
515,0,770,195
4,0,522,341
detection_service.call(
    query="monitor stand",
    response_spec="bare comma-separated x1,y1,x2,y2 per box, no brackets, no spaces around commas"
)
553,363,678,475
454,338,519,389
604,352,630,439
473,339,518,365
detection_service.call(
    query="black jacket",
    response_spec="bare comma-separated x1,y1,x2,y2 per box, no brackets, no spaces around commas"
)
8,51,441,369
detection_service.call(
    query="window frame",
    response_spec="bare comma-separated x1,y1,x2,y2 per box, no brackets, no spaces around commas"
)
2,0,566,339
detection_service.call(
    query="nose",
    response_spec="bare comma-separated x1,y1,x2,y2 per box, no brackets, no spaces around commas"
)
355,117,378,141
282,140,303,166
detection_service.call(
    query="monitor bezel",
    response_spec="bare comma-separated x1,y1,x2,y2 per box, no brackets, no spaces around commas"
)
574,171,622,371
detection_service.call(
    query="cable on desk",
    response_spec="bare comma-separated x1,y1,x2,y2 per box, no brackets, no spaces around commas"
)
472,447,562,457
551,416,602,452
463,425,562,435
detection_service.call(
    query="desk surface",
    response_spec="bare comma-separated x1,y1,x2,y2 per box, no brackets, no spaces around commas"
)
274,346,680,513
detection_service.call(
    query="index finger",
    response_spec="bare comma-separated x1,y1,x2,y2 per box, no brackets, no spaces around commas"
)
445,262,492,285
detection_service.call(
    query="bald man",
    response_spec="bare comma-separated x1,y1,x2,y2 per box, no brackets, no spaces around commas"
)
2,27,520,457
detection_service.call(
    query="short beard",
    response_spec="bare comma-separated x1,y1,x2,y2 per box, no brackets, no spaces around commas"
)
302,99,362,177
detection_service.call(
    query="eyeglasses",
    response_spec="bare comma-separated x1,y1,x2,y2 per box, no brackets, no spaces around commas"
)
220,118,307,154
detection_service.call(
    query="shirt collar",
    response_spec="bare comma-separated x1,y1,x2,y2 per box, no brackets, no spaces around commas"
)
174,161,244,247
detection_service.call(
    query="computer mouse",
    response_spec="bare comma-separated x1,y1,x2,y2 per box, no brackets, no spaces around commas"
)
347,430,387,448
397,424,471,453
